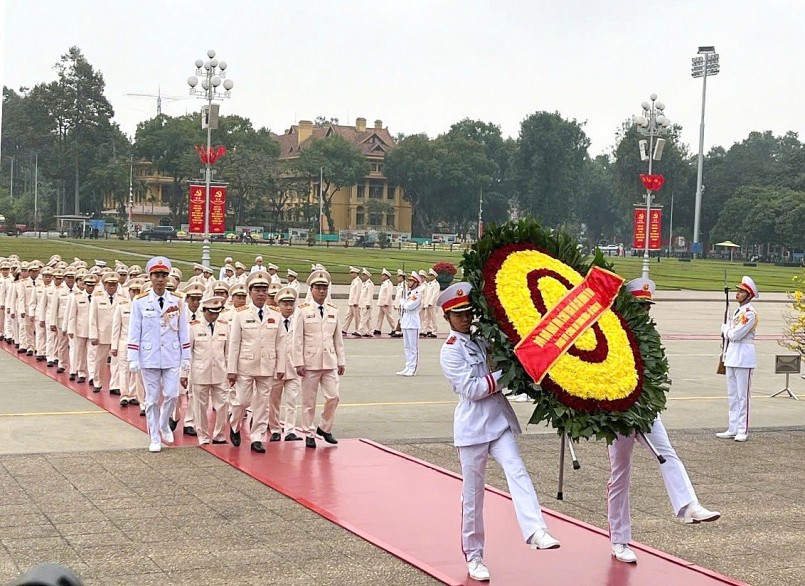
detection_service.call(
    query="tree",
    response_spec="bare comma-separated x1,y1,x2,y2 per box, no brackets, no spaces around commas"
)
514,111,590,228
384,134,441,236
296,134,369,234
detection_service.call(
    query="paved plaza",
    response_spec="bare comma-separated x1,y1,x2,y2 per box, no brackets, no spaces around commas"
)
0,291,803,585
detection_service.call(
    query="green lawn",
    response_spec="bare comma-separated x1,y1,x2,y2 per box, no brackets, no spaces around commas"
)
0,235,800,290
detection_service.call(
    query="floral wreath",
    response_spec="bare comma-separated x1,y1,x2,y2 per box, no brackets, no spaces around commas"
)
463,220,670,443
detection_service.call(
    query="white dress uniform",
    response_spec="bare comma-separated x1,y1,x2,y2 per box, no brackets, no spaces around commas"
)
89,283,126,392
398,273,422,375
128,259,191,449
49,281,75,372
37,278,57,363
188,308,230,445
66,286,95,380
721,276,758,439
374,273,395,334
393,275,406,329
438,283,555,567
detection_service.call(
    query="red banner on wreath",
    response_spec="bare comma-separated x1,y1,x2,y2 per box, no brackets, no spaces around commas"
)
209,186,226,234
188,184,206,234
633,209,662,250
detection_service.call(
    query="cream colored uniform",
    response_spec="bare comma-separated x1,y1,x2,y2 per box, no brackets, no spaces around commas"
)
358,278,375,336
227,303,282,444
89,290,125,390
375,278,394,333
18,278,35,350
30,278,46,357
424,279,440,335
721,303,757,436
111,297,144,403
38,282,57,363
269,312,300,437
66,289,94,379
50,283,75,370
291,301,345,438
189,317,230,444
343,276,361,333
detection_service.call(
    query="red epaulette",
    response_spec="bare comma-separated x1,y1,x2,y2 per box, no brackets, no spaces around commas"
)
446,335,456,345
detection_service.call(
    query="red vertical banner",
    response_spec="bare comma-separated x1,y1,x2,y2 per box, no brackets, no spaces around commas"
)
209,186,226,233
188,184,205,234
633,209,646,249
648,208,662,250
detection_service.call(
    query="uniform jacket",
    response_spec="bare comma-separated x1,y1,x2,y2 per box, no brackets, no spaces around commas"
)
89,290,126,344
189,317,229,384
722,303,757,368
66,289,94,338
359,279,375,307
227,303,282,377
111,298,133,353
37,283,55,325
393,281,405,310
288,280,300,294
400,286,422,329
127,289,190,368
275,311,298,380
377,279,393,306
50,284,75,331
29,279,45,318
348,277,361,305
291,301,345,370
440,330,519,447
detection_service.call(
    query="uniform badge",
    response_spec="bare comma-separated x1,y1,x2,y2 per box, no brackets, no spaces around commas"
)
446,335,456,345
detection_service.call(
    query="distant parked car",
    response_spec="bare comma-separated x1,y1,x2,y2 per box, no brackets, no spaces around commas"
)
138,226,177,241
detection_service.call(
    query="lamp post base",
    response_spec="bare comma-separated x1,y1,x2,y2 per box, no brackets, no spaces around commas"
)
641,252,650,280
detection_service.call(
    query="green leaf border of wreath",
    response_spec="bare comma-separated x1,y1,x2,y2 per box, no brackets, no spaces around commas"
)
462,219,670,444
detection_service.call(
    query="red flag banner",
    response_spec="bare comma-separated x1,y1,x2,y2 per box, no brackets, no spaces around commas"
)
188,184,206,234
209,186,226,233
648,208,662,250
513,266,624,384
639,174,665,192
633,209,646,249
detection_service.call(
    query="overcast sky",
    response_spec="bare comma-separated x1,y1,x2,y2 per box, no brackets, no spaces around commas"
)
2,0,804,157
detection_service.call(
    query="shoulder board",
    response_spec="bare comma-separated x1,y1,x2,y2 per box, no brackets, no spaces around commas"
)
135,292,148,299
298,303,310,308
217,318,228,324
268,304,279,310
326,302,337,308
190,319,199,325
173,291,185,298
446,335,457,345
236,305,249,312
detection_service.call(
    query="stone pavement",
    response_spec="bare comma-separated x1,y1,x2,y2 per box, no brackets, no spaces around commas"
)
0,291,803,585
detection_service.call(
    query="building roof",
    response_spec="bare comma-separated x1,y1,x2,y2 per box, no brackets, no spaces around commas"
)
273,120,396,160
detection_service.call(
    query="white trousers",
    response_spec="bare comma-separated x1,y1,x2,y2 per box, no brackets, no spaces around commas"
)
726,367,752,435
269,377,300,436
343,305,360,332
192,382,228,444
375,306,395,332
458,429,547,562
300,369,340,437
358,306,372,335
607,416,696,545
402,328,419,374
140,367,180,445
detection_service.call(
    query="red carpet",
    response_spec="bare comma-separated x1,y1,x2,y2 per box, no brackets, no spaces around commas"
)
5,342,747,585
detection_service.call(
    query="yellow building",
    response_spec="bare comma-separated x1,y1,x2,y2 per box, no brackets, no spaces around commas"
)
101,160,173,227
273,118,412,235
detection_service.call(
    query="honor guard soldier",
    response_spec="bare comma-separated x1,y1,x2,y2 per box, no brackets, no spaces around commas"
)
219,257,234,281
374,268,395,336
268,286,303,442
357,268,375,337
111,278,144,408
437,282,560,582
227,271,283,453
391,269,406,337
292,269,345,448
88,272,124,394
267,263,281,284
183,296,230,445
608,277,720,564
717,276,759,443
128,257,191,453
397,271,423,376
250,255,265,274
342,266,361,336
67,273,98,383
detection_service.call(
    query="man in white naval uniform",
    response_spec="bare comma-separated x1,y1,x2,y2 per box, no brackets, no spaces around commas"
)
607,277,720,564
437,282,559,582
396,272,422,376
717,275,759,443
128,257,190,453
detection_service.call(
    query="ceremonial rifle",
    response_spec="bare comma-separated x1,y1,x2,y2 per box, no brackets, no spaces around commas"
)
717,269,729,375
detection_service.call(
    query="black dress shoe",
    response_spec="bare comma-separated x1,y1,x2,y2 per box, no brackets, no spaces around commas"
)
270,432,281,442
87,379,93,386
129,398,139,405
109,388,121,396
17,348,26,353
46,361,54,367
250,441,266,453
285,433,302,441
316,427,339,444
168,418,178,431
139,409,145,417
352,332,361,337
36,355,45,361
305,437,317,449
362,334,373,338
230,428,241,447
212,439,228,445
69,373,76,380
92,386,101,393
26,350,33,356
76,376,85,383
183,426,197,436
373,330,381,335
57,367,65,373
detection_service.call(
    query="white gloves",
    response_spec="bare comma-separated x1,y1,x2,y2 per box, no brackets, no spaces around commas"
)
129,361,141,374
181,359,191,373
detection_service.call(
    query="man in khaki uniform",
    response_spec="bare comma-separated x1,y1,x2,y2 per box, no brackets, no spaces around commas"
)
174,282,205,436
183,296,230,445
28,262,47,361
89,272,125,393
18,263,35,354
374,268,395,336
342,267,361,335
357,268,375,338
268,286,302,442
422,268,440,338
286,269,300,294
67,273,98,383
38,267,59,366
267,263,281,285
50,268,77,374
0,261,9,338
111,277,144,407
227,271,283,454
292,269,346,449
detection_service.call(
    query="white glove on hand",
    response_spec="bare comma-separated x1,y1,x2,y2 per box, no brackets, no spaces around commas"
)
181,359,191,374
720,323,728,335
129,361,141,374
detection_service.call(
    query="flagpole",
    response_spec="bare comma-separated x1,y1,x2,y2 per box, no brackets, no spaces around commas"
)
319,166,323,245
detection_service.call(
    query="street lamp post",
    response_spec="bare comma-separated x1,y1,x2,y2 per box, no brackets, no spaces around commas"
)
187,49,234,268
635,94,671,279
691,46,719,258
